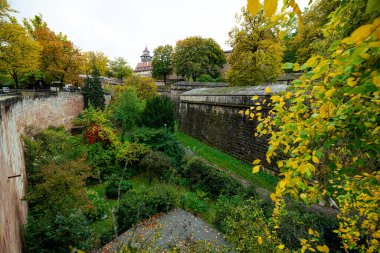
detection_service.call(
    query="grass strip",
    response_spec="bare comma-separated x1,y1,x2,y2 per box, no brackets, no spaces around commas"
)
175,131,277,191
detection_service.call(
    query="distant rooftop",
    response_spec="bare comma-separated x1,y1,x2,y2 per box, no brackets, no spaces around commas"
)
134,61,152,72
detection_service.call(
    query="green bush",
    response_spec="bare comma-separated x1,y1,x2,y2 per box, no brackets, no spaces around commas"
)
196,74,223,82
115,142,150,171
214,197,283,253
86,142,119,180
139,150,175,183
24,127,86,188
85,190,107,221
142,96,175,131
130,128,184,167
179,156,244,198
24,209,94,253
278,203,340,251
105,180,133,199
180,192,209,214
117,185,178,233
110,86,144,141
100,228,115,246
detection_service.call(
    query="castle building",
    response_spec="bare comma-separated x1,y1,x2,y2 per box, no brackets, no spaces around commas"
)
134,47,153,77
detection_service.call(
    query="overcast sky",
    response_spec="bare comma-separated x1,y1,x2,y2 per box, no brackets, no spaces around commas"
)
9,0,308,68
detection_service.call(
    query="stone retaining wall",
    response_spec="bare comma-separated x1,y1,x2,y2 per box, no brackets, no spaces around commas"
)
0,93,84,253
178,85,287,169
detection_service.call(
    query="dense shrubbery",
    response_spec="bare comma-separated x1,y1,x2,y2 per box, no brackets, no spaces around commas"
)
196,74,224,83
278,203,339,251
24,209,93,253
117,185,178,232
105,180,133,199
86,190,107,221
180,191,209,214
130,127,184,167
139,150,175,183
179,156,244,198
142,96,175,131
214,196,284,253
110,86,144,141
24,127,86,188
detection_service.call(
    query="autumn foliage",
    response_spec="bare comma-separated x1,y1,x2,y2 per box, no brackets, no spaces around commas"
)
246,0,380,252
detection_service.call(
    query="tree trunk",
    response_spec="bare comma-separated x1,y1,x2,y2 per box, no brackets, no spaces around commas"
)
163,74,167,85
11,71,18,89
121,127,126,143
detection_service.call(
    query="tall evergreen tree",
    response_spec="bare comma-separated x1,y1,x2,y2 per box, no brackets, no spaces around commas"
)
82,67,105,109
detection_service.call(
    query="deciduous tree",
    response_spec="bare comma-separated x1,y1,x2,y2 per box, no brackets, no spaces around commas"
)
124,75,157,100
109,57,133,81
173,36,226,80
152,45,173,84
0,21,40,88
0,0,12,21
246,1,380,252
81,51,109,76
24,15,83,85
227,8,284,86
110,86,144,142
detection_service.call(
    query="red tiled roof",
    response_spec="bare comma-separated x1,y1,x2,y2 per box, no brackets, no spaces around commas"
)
134,61,152,72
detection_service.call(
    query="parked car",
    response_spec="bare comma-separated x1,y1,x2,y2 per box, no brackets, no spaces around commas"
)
63,84,80,92
1,87,10,93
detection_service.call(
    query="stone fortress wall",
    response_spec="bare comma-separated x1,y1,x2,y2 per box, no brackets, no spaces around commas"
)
177,85,287,168
0,93,84,253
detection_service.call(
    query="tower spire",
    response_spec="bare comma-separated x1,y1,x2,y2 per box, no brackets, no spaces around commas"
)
140,46,151,62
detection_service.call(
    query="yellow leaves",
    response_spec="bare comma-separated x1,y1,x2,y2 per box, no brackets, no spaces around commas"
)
277,244,285,250
289,0,303,29
373,76,380,88
247,0,261,17
252,165,261,173
285,91,293,99
304,56,319,68
325,88,335,99
279,180,287,188
247,0,282,18
258,236,263,245
253,159,261,165
245,109,250,116
293,62,301,71
312,156,319,164
350,24,375,44
320,102,334,119
264,0,278,17
279,30,285,40
308,228,314,235
347,77,357,87
368,41,380,48
265,86,271,93
270,193,277,201
271,95,281,103
376,26,380,40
